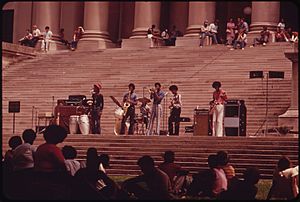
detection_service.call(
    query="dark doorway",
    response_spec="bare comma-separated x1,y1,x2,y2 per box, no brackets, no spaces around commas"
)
2,9,14,43
280,1,298,31
160,2,170,31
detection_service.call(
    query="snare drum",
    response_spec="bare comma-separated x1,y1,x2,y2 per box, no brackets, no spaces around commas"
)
69,115,79,134
114,107,124,119
78,114,90,135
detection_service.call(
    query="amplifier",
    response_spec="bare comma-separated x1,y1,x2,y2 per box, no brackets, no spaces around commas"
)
194,109,209,136
224,100,247,136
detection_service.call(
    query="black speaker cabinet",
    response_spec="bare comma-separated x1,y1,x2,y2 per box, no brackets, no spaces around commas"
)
224,100,246,136
193,109,209,136
8,101,20,113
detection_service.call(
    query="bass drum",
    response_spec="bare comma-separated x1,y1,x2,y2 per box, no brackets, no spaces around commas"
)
78,114,90,135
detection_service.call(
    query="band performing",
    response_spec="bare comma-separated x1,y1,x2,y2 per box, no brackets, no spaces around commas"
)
54,81,227,136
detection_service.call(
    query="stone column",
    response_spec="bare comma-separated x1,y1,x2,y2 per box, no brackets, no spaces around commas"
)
250,2,280,32
130,2,161,38
278,44,298,132
33,2,61,41
77,2,114,50
185,2,216,36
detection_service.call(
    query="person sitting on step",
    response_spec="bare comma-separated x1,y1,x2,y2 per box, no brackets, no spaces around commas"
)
62,145,80,176
251,26,270,47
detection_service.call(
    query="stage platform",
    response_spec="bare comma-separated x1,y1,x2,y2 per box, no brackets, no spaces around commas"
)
2,134,298,179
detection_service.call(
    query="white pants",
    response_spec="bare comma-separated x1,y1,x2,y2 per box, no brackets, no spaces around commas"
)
41,39,50,51
212,104,224,137
146,104,162,135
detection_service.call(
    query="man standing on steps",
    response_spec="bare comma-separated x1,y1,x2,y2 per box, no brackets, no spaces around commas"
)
91,83,104,134
211,81,227,137
168,85,182,136
120,83,138,135
147,83,165,136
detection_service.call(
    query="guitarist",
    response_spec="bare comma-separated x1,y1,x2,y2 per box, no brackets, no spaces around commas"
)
211,81,227,137
168,85,182,136
120,83,138,135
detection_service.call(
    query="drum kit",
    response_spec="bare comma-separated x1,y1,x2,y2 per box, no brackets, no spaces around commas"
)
110,96,151,135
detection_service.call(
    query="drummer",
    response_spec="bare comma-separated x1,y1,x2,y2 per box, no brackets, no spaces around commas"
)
91,83,104,134
120,83,138,135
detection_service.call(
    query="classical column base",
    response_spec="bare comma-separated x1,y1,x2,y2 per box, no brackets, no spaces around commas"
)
130,28,148,39
278,108,298,132
122,38,164,49
77,31,115,50
250,22,278,32
77,39,115,50
184,25,201,37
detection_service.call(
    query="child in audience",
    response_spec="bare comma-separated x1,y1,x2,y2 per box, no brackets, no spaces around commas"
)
62,145,80,176
4,136,23,172
231,30,247,50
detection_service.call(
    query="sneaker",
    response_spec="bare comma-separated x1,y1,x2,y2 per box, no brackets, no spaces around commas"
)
250,45,254,48
230,48,234,50
262,43,266,46
242,48,245,50
199,45,203,48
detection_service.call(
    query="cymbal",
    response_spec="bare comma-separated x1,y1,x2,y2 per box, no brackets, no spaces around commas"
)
137,97,151,103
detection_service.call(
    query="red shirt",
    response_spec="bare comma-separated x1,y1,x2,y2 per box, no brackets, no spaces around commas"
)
34,143,66,172
213,89,227,104
158,162,182,182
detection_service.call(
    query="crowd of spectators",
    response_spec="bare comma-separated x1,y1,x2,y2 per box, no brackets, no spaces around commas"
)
18,25,84,52
3,125,299,200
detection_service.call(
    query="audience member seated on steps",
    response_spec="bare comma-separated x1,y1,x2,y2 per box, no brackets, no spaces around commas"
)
41,26,53,52
267,156,295,200
31,24,41,47
62,145,80,176
147,24,161,47
199,20,213,47
275,27,288,42
3,136,23,198
169,25,179,46
251,26,270,47
216,151,235,184
70,26,84,51
231,30,247,50
19,29,33,47
158,150,190,195
59,28,69,47
209,154,228,197
73,147,119,200
277,18,286,31
34,125,67,173
226,18,235,46
290,32,298,43
161,28,170,46
122,155,173,200
12,129,36,172
209,19,219,45
280,165,299,197
3,136,23,173
218,167,260,200
187,169,216,199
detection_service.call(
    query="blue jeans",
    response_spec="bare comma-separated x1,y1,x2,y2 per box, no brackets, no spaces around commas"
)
233,40,245,49
200,32,213,46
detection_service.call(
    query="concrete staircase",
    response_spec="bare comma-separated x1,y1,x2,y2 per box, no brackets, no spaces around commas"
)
2,43,294,138
2,42,297,179
2,135,298,179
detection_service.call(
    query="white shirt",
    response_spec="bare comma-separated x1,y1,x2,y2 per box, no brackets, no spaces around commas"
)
32,28,41,37
12,143,36,171
42,30,53,40
171,93,182,108
277,22,285,30
65,159,81,176
200,25,211,33
209,23,218,33
212,168,228,196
